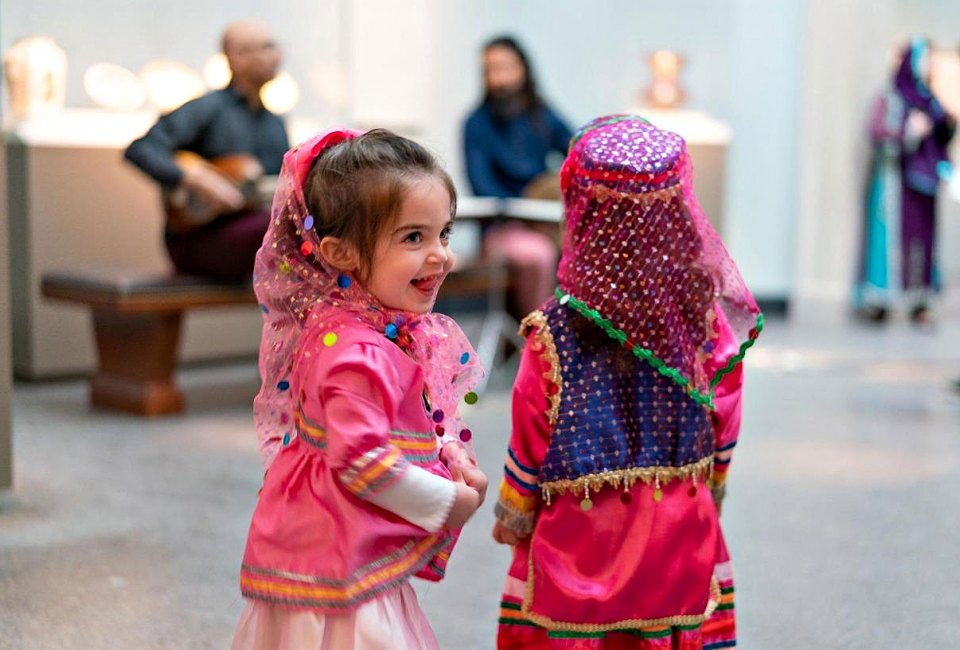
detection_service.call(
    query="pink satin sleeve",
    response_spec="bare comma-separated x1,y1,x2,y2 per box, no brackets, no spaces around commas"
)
493,334,555,535
510,338,555,469
297,336,412,499
706,306,745,485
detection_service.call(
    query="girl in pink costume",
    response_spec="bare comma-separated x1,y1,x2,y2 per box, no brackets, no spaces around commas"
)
492,116,761,649
233,128,488,649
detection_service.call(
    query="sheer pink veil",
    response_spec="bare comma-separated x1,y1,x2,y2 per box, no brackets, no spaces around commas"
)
252,128,483,468
557,115,761,406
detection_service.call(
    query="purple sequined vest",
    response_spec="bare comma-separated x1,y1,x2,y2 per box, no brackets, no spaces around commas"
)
538,299,714,487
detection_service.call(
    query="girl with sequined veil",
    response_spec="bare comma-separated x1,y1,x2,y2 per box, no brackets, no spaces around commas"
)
492,115,762,649
232,128,488,649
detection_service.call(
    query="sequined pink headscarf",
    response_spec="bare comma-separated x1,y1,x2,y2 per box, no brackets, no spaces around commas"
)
252,128,483,468
557,115,761,406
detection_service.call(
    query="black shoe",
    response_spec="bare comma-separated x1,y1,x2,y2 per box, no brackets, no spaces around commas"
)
857,306,888,323
909,305,932,325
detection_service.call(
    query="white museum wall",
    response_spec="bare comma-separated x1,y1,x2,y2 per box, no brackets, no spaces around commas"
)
796,0,960,304
4,0,959,321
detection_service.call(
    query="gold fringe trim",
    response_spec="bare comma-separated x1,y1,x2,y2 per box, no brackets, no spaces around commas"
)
520,310,562,427
522,549,721,632
539,455,713,502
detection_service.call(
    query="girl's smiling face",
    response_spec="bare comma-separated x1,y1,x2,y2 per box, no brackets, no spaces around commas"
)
364,176,455,314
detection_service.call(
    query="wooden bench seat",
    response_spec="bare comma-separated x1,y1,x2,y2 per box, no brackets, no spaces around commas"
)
41,271,256,416
41,258,519,416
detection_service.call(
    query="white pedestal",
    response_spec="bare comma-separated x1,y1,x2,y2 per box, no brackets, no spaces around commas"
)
627,108,732,237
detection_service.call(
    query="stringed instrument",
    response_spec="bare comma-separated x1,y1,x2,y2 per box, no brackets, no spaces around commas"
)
163,151,278,234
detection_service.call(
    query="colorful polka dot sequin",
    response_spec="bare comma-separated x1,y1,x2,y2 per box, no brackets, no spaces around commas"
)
537,302,714,487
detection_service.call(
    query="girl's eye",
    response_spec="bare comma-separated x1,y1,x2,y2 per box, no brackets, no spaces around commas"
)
404,231,423,244
440,226,453,241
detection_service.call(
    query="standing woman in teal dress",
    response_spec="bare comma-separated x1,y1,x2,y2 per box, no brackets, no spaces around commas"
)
855,37,956,323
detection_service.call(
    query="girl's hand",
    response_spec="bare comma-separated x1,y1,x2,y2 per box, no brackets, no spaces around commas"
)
442,442,488,504
492,521,526,546
458,465,488,506
445,483,481,530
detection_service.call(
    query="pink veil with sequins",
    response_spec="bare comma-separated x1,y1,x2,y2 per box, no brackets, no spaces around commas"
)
252,128,483,468
557,115,761,406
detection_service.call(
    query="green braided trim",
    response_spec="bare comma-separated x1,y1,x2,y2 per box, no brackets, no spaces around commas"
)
555,288,762,410
710,312,763,388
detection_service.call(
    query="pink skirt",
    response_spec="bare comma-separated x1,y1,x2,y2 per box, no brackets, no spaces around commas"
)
232,581,439,650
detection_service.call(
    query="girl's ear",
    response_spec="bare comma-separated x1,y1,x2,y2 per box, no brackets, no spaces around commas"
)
317,236,359,273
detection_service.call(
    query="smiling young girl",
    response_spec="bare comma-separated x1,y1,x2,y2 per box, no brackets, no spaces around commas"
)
232,128,487,649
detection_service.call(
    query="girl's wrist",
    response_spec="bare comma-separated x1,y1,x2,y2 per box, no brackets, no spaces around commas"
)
441,441,475,467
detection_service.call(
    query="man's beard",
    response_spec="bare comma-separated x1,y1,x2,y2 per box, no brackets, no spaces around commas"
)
487,89,528,121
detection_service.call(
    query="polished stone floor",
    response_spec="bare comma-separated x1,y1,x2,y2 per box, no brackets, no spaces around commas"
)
1,300,959,649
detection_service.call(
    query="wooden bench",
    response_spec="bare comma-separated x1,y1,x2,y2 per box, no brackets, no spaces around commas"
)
41,271,256,416
41,257,520,416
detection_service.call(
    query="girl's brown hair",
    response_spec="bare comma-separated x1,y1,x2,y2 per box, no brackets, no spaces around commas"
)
303,129,456,280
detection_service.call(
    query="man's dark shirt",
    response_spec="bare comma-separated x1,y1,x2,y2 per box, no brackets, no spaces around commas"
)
125,85,289,187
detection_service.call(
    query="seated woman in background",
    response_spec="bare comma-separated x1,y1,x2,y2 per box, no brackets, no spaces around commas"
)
463,35,573,318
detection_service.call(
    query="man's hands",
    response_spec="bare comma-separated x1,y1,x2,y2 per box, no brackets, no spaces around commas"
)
180,164,245,214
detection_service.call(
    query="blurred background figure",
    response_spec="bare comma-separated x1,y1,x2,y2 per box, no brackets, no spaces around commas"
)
463,35,572,318
854,37,957,324
124,20,289,281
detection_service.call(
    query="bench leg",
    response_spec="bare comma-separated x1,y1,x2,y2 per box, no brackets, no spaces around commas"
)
89,310,184,416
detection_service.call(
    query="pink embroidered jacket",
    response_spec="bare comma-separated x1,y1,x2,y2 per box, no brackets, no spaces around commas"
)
240,317,460,612
494,306,744,631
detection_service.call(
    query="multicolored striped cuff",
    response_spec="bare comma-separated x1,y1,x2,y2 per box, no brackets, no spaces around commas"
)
339,445,408,499
494,480,538,535
504,446,539,493
712,441,736,486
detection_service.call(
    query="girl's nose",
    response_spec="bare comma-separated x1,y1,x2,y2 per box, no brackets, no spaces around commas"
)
428,241,450,266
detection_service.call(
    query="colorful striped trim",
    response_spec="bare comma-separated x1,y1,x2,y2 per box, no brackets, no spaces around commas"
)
494,501,536,536
498,478,538,512
519,311,562,426
496,479,538,534
241,535,451,610
389,430,441,464
716,585,735,612
296,410,439,465
296,410,328,450
499,600,706,639
499,599,540,628
504,447,539,492
339,446,408,499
